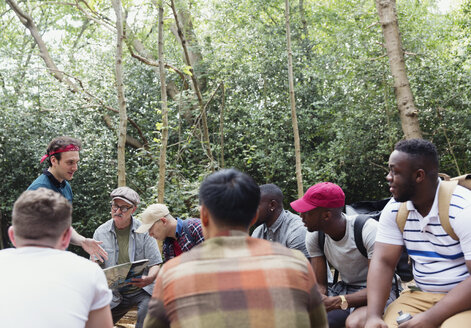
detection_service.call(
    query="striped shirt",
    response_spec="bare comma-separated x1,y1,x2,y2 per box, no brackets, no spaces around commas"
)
144,230,327,328
376,180,471,292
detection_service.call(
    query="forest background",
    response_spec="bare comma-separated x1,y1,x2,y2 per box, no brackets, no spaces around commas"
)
1,0,470,254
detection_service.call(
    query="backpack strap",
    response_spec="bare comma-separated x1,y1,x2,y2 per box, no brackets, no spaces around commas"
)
317,230,326,255
316,230,339,284
438,180,459,241
396,181,459,241
396,203,409,233
353,214,370,258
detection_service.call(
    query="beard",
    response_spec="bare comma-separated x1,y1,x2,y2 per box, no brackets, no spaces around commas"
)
392,178,416,203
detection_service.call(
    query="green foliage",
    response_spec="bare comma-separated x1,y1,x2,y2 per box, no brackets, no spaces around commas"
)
1,0,471,250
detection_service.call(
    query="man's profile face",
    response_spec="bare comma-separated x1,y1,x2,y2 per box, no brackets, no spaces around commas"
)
300,207,324,232
255,194,271,225
149,220,166,241
51,151,79,182
387,150,416,202
111,199,135,229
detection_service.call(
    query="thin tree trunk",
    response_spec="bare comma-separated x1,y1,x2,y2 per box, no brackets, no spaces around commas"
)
112,0,127,186
219,82,226,168
376,0,422,139
285,0,303,197
6,0,148,148
169,0,214,169
157,4,169,203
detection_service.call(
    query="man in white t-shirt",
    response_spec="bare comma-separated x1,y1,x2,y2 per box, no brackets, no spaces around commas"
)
0,188,113,328
291,182,397,328
361,139,471,328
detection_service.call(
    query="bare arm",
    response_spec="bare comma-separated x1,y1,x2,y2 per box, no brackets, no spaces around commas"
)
70,228,108,262
85,305,113,328
323,260,371,312
311,256,328,295
365,242,402,328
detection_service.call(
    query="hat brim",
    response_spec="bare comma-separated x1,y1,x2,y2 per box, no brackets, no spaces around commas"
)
290,198,317,213
136,222,154,234
112,196,135,206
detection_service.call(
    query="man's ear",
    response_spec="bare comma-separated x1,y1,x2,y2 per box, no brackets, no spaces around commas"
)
415,169,426,183
58,227,72,250
131,206,138,215
8,226,17,247
200,204,210,227
322,209,331,221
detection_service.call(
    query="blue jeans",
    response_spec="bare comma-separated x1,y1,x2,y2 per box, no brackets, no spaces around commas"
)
111,289,150,328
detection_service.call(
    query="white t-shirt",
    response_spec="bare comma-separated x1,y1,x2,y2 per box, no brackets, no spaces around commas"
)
0,247,112,328
305,214,377,286
376,182,471,292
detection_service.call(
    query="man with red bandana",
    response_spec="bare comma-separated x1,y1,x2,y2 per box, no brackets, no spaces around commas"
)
28,136,108,262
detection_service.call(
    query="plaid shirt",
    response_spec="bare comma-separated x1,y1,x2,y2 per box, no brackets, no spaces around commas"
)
144,230,327,328
162,218,204,262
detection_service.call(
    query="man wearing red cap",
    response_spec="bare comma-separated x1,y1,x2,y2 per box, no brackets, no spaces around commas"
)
291,182,397,328
28,136,108,262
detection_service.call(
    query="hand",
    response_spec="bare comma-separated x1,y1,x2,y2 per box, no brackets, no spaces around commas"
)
82,238,108,262
364,316,388,328
323,296,342,312
399,312,438,328
129,275,156,288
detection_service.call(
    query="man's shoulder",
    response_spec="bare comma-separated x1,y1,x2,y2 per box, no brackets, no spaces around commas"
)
94,219,114,233
27,174,50,190
251,224,264,238
280,210,304,229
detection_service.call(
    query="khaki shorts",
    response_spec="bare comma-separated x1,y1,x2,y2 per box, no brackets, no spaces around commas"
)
384,289,471,327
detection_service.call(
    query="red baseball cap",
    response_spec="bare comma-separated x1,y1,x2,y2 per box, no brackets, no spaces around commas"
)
290,182,345,213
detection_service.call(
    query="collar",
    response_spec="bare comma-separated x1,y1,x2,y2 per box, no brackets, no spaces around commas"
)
43,169,66,189
213,229,249,237
405,179,440,231
175,218,183,238
262,210,285,234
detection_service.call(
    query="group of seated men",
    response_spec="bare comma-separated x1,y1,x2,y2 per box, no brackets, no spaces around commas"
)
1,137,471,328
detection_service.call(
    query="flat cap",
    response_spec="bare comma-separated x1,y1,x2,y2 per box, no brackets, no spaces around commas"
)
110,186,140,206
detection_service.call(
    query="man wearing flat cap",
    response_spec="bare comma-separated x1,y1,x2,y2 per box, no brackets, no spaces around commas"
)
93,186,163,328
291,182,398,328
137,203,204,262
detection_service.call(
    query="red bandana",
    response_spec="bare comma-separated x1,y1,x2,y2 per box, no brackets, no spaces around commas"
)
40,144,80,163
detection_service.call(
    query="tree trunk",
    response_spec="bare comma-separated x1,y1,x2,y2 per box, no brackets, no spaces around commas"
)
376,0,422,139
6,0,148,148
285,0,304,197
169,0,214,169
219,83,226,168
157,4,169,203
112,0,127,186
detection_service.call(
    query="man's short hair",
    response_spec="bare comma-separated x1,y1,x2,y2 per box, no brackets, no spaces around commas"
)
46,136,82,167
394,139,439,178
260,184,283,204
12,188,72,242
199,168,260,228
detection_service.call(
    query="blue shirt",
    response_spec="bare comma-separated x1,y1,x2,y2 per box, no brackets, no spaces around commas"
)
93,217,163,295
27,170,73,203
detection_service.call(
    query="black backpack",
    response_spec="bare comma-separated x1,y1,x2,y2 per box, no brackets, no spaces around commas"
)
318,202,413,297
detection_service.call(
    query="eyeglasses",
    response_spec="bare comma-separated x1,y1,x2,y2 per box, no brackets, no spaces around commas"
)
111,203,133,213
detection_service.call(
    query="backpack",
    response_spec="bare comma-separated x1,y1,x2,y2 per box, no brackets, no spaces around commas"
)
318,210,413,297
396,173,471,240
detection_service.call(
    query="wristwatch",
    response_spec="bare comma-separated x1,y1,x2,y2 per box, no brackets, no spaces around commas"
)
339,295,349,310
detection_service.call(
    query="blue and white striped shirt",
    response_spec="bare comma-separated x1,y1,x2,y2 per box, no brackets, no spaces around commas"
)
376,180,471,293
